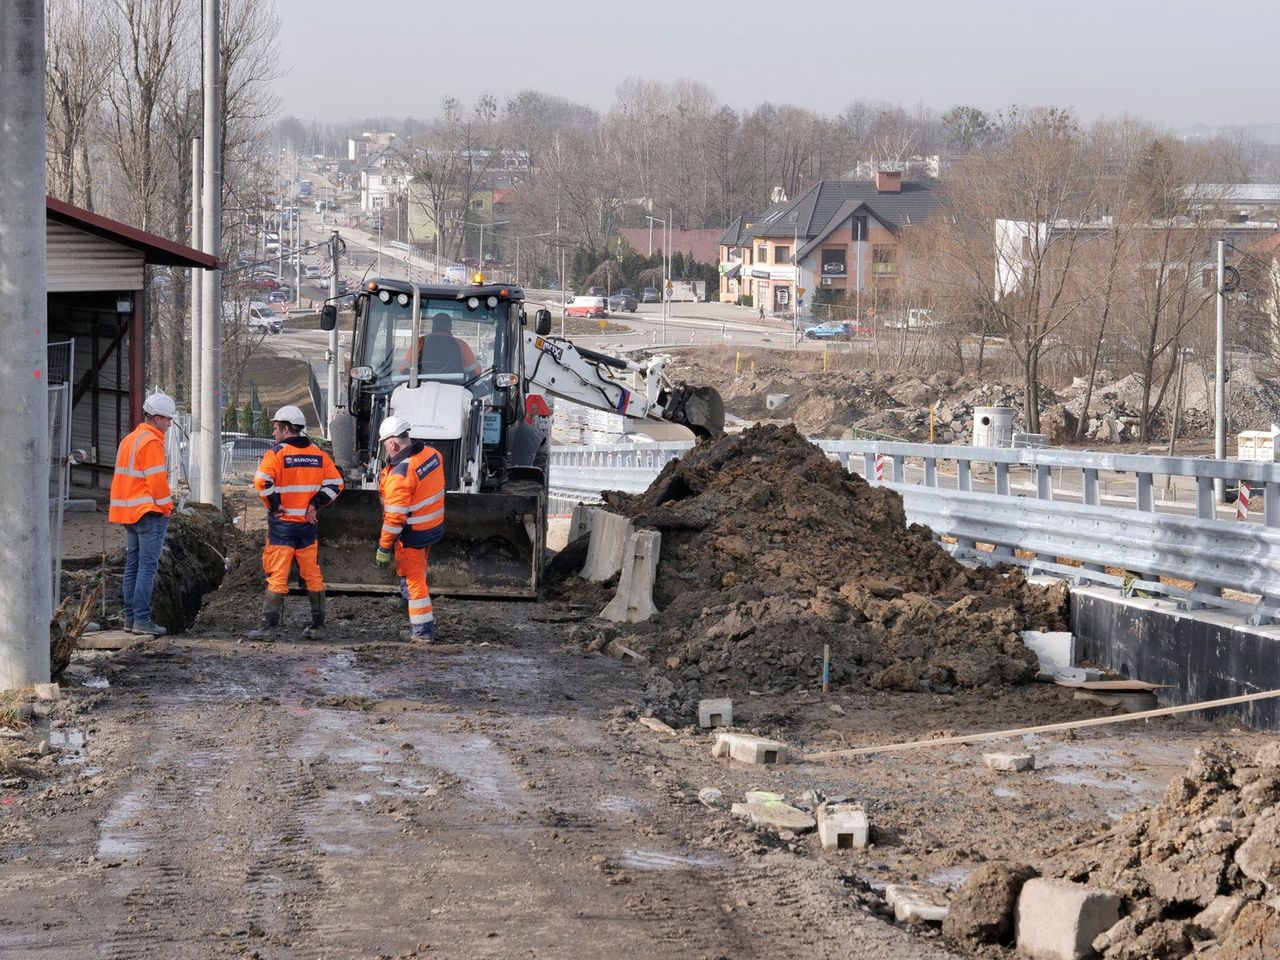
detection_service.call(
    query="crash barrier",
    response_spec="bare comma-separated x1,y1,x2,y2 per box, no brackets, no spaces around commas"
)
548,439,1280,623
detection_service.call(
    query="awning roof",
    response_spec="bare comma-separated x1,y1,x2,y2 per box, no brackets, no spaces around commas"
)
46,196,219,269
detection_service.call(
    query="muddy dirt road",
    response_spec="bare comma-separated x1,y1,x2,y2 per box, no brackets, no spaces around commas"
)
0,602,960,960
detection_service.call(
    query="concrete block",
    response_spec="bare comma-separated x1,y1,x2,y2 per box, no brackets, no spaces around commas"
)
984,752,1035,773
711,732,788,765
698,698,733,728
600,529,660,623
77,630,138,652
818,802,869,851
885,885,948,924
730,799,815,833
1021,630,1077,676
568,502,594,544
581,509,633,581
32,683,60,702
1015,878,1121,960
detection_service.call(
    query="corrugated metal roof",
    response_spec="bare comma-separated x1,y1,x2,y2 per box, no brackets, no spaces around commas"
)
46,196,218,269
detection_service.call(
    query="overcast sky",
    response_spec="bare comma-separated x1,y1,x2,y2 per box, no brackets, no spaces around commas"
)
273,0,1278,129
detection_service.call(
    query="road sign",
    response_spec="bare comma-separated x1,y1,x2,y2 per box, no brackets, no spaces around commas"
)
797,287,806,298
598,319,607,331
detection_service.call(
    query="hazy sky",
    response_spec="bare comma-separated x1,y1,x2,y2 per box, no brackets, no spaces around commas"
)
272,0,1278,129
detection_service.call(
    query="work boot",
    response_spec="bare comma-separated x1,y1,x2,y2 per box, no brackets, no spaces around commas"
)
302,591,326,639
247,593,285,641
130,620,167,637
398,623,437,643
385,595,408,612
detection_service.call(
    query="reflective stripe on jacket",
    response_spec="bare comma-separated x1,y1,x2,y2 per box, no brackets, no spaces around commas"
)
253,436,345,525
108,423,173,524
378,440,446,549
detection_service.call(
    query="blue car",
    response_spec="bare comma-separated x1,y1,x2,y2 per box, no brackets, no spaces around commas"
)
803,322,853,341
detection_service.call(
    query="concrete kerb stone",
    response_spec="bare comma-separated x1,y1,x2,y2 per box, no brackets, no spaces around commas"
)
698,698,733,728
884,885,949,924
581,509,633,582
817,802,869,851
600,529,661,623
1015,878,1121,960
712,732,788,765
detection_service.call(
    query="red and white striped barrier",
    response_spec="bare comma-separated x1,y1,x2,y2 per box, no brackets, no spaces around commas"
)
1238,481,1251,521
874,453,885,483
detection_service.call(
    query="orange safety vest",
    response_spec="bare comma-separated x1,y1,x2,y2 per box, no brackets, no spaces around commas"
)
378,441,446,550
253,436,345,523
108,423,174,524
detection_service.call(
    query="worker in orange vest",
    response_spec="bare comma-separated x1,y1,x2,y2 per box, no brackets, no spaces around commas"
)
109,391,178,635
375,415,445,641
249,405,345,640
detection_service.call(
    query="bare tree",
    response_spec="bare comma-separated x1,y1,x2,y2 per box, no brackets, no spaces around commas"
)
46,0,115,208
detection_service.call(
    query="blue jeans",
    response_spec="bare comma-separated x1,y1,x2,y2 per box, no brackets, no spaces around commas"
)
122,512,169,624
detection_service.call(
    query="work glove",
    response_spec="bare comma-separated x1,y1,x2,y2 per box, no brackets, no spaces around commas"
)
375,547,393,569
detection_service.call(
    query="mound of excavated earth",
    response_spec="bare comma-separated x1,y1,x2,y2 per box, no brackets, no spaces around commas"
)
601,423,1063,693
1050,744,1280,959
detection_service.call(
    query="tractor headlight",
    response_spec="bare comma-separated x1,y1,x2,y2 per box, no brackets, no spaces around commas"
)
377,289,392,304
396,292,410,306
494,373,519,388
466,296,480,310
350,365,374,382
486,296,498,308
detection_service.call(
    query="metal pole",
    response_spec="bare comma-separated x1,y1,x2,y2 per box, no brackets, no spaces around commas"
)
1215,238,1227,503
277,195,283,279
294,204,301,307
327,230,340,434
0,0,51,688
189,138,203,501
199,0,223,507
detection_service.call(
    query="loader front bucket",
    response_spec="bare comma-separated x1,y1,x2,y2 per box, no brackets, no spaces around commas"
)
317,488,545,599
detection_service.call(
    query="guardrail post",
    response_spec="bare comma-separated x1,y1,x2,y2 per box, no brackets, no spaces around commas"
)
1196,477,1216,520
924,457,937,487
1082,468,1099,506
956,459,971,492
891,456,904,483
1266,481,1280,528
995,462,1010,496
863,452,876,482
1035,464,1053,500
1137,472,1154,512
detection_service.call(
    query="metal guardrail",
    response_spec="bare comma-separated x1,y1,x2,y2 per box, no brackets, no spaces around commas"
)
548,439,1280,622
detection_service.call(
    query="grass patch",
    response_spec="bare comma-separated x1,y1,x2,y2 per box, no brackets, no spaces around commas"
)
0,689,26,731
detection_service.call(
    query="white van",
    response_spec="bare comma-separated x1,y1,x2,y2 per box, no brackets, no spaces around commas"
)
444,265,467,284
246,303,283,334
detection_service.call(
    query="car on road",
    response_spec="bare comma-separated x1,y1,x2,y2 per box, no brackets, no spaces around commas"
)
563,296,609,319
246,303,283,334
802,321,866,341
249,274,281,292
444,265,467,284
336,277,349,295
608,292,637,312
641,287,660,303
266,289,290,304
304,264,323,280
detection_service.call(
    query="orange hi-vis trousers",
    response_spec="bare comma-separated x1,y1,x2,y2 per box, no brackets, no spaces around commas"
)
396,543,435,639
264,542,324,595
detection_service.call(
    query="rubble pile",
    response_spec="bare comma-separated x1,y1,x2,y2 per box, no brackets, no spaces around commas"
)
599,424,1063,695
1050,744,1280,959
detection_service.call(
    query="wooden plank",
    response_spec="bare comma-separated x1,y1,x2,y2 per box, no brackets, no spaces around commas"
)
1054,679,1171,691
77,629,138,652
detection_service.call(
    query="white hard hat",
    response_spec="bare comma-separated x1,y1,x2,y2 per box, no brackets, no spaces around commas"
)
272,404,307,428
143,391,178,418
378,415,412,442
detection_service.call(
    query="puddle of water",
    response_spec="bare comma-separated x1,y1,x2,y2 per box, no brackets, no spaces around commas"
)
1047,770,1139,792
927,866,973,888
97,789,148,859
48,727,86,765
620,848,725,871
596,794,644,815
381,775,436,794
82,677,110,689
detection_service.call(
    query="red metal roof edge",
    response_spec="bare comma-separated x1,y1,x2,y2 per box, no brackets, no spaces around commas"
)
46,195,220,269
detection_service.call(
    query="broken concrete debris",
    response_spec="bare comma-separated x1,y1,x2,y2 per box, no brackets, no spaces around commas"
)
697,697,733,728
884,884,949,924
816,801,868,851
711,732,788,765
32,683,60,702
1014,878,1121,960
984,752,1036,773
730,797,815,834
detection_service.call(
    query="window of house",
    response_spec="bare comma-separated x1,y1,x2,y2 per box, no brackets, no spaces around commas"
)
774,246,791,265
757,245,768,263
472,199,484,211
1021,236,1033,259
851,216,868,242
820,248,847,277
871,244,897,275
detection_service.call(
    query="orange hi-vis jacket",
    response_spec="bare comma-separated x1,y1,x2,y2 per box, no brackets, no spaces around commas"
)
108,423,173,524
378,441,446,550
254,436,345,546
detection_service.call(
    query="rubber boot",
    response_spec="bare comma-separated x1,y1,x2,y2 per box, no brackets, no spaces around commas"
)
247,593,285,641
302,591,326,639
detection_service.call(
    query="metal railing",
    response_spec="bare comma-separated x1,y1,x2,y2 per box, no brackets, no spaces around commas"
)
548,439,1280,623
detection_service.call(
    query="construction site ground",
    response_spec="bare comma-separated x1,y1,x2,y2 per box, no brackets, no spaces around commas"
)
2,574,1271,957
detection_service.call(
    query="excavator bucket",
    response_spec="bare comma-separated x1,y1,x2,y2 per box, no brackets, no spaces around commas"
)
669,385,725,439
317,488,545,599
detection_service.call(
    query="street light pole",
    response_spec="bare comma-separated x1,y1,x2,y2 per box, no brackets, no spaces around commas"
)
1215,237,1227,502
198,0,223,507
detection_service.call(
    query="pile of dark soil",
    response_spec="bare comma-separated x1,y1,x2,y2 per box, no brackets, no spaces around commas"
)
1050,744,1280,959
599,423,1062,694
152,507,230,633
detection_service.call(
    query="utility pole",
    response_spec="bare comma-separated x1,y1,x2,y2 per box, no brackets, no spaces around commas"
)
327,230,340,437
198,0,223,508
1215,238,1227,503
0,0,52,688
294,202,302,308
277,194,284,280
189,138,203,501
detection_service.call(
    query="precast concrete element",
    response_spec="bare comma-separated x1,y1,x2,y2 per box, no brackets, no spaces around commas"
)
711,732,788,765
984,752,1035,772
698,698,733,728
1015,878,1120,960
885,885,949,924
817,802,869,850
581,509,633,581
0,0,52,689
601,529,660,623
198,0,223,507
730,799,815,833
1021,630,1077,676
188,137,203,501
568,502,594,543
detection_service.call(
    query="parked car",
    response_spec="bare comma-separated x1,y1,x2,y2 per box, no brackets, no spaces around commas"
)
563,296,609,319
587,286,606,298
608,292,638,313
249,275,281,292
616,288,635,299
304,264,322,280
266,289,289,304
641,286,660,303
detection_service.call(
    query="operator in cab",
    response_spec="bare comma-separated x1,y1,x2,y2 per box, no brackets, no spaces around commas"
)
375,416,446,642
402,312,484,379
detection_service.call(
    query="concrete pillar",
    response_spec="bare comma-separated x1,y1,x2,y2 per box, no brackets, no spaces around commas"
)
198,0,222,506
0,0,52,687
188,138,202,500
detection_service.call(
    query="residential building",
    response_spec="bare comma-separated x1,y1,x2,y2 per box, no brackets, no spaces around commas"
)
718,172,942,314
1185,184,1280,220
